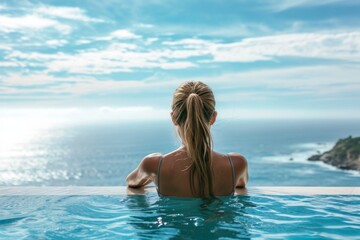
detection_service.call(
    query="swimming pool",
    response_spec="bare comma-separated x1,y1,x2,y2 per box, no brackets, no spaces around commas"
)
1,187,359,239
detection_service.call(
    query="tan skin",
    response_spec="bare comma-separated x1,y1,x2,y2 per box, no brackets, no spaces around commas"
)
126,111,249,197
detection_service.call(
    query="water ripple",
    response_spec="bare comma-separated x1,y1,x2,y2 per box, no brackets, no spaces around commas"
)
0,194,359,239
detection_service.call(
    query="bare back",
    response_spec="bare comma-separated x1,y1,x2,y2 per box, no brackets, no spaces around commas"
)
156,149,247,197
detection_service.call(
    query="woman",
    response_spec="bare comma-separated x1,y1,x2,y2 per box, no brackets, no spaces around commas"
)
126,81,248,197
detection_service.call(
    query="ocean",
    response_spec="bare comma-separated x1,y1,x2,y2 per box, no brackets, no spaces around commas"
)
1,119,359,186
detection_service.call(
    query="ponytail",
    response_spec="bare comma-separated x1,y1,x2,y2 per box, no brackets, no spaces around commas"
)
172,82,216,197
184,93,214,197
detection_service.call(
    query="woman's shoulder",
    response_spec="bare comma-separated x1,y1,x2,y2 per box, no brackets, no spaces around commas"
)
212,151,247,168
141,152,162,174
144,152,162,159
227,152,248,171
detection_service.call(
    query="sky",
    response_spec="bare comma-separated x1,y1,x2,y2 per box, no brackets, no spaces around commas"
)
0,0,360,121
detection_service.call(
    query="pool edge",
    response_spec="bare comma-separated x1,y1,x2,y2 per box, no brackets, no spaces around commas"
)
0,186,359,196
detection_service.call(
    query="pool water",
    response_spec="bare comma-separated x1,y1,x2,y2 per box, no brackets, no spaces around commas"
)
1,193,359,239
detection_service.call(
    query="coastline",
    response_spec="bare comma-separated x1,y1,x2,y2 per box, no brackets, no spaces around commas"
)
308,136,360,172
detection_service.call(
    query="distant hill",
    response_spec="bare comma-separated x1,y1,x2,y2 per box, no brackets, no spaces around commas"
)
308,136,360,171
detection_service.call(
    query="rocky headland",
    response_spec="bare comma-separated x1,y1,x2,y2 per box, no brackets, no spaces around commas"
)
308,136,360,171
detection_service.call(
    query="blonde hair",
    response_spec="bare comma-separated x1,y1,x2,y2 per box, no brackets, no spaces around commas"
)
172,81,216,197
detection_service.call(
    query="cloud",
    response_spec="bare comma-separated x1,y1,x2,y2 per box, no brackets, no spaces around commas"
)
162,38,213,48
8,50,66,61
6,31,360,75
211,32,360,62
136,23,154,28
75,39,92,45
0,72,170,95
160,32,360,63
0,45,11,50
0,5,104,34
160,61,197,69
110,29,141,39
61,79,148,94
0,62,18,67
145,38,158,45
265,0,360,12
154,22,271,38
1,73,70,86
143,64,359,104
2,64,359,97
7,41,199,74
0,14,71,33
35,6,104,22
46,54,196,73
1,63,360,120
45,39,68,47
97,29,142,41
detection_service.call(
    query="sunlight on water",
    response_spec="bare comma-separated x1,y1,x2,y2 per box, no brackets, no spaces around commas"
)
0,117,68,185
0,118,48,156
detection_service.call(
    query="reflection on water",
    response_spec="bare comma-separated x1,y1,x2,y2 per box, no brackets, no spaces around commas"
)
125,194,255,239
0,118,50,184
0,118,74,185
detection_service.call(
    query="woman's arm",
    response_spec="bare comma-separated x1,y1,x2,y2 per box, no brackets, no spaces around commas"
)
229,153,249,188
236,167,248,188
126,153,160,188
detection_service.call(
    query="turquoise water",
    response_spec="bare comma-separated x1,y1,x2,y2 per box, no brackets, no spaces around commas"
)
0,193,359,239
1,119,359,186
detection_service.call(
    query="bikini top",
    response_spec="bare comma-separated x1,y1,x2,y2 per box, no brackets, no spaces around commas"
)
156,154,236,197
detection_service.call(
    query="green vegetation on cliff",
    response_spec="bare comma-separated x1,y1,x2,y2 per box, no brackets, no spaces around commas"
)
308,136,360,171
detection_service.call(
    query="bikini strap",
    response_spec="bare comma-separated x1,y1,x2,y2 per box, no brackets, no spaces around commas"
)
227,154,236,193
157,155,164,194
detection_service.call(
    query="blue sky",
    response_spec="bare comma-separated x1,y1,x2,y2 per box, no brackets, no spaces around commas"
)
0,0,360,120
